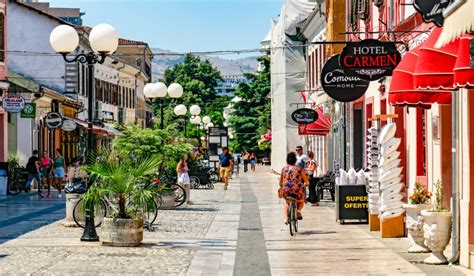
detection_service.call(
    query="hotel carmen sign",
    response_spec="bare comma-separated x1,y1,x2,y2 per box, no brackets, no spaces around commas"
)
340,39,401,81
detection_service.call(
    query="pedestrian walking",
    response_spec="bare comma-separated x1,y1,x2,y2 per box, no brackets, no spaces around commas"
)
243,151,249,173
177,154,191,204
40,151,53,196
218,147,233,190
305,151,319,206
25,150,43,197
295,146,308,169
250,152,257,171
235,152,241,176
53,149,66,198
66,158,87,183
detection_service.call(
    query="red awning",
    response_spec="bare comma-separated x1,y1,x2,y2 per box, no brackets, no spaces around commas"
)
453,34,474,88
64,116,110,135
298,107,331,136
389,44,451,108
414,27,459,90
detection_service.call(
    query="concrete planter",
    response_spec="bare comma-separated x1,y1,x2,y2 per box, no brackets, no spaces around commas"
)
100,217,143,247
421,210,452,264
403,203,432,253
63,193,82,227
160,191,175,209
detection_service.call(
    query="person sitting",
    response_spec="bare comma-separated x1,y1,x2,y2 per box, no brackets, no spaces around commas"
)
279,152,309,223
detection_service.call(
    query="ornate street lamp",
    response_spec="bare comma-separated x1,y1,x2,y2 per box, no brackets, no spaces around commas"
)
144,82,182,129
174,104,201,137
50,23,118,242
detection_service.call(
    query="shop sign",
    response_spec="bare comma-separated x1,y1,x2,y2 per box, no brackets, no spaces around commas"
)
291,108,318,124
20,103,36,118
340,39,401,81
44,112,63,129
61,120,77,132
414,0,454,27
321,54,369,102
2,95,25,113
209,127,228,136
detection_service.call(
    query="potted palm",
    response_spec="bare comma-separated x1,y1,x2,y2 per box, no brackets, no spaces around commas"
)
82,153,161,247
421,180,452,264
403,182,432,253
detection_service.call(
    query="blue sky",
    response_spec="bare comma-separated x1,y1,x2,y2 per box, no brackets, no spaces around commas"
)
48,0,284,59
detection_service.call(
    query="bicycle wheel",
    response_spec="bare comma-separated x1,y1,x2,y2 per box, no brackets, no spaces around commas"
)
293,205,298,233
169,183,186,207
8,174,23,195
190,176,200,189
288,201,294,236
209,172,219,183
73,198,107,228
289,201,298,236
143,199,159,226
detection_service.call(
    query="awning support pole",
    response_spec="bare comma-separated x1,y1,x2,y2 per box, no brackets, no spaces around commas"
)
449,89,460,264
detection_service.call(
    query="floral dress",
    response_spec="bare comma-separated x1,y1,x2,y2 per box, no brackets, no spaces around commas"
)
280,165,306,202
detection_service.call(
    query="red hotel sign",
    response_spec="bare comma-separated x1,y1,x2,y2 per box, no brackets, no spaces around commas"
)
340,39,401,81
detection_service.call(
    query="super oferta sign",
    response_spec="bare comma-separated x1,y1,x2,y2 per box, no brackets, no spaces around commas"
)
340,39,401,81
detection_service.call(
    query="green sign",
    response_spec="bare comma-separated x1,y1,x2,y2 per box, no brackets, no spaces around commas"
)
20,103,36,118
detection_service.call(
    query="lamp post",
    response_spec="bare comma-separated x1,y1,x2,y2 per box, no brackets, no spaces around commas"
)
144,82,183,129
174,104,201,137
50,24,119,242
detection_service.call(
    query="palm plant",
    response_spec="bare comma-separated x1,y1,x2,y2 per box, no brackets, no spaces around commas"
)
82,152,162,219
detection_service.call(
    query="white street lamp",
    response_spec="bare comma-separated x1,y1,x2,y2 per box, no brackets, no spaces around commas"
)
50,23,118,242
174,104,187,116
49,25,79,54
168,83,183,98
190,105,201,116
207,122,214,128
153,82,168,98
143,83,155,99
202,116,211,124
89,24,119,54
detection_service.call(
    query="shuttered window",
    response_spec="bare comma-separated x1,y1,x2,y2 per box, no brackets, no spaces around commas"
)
0,13,4,62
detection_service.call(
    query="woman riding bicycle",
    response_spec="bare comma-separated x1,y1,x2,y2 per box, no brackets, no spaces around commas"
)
279,152,309,223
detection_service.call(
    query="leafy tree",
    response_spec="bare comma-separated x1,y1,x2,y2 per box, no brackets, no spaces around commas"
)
228,56,271,152
155,54,230,135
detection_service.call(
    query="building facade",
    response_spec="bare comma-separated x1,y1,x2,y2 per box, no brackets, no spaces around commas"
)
0,0,7,163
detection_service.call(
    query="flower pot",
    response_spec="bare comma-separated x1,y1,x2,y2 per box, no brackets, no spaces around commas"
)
100,217,143,247
421,210,452,264
63,193,82,227
160,191,175,209
402,203,432,253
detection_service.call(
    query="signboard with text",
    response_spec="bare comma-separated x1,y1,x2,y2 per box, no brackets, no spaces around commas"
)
44,112,63,129
321,54,369,102
291,108,318,124
2,95,25,113
340,39,401,81
414,0,454,27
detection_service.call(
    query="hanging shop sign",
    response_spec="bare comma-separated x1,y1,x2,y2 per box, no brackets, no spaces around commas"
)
44,112,63,129
340,39,401,81
291,108,318,124
61,120,77,132
20,103,36,118
414,0,455,27
2,95,25,113
321,54,369,102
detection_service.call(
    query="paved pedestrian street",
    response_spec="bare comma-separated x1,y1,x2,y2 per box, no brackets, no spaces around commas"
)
0,168,471,275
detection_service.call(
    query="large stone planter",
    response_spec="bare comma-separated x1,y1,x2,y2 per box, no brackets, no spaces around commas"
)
421,210,452,264
160,191,175,209
63,193,82,227
100,217,143,247
403,203,432,253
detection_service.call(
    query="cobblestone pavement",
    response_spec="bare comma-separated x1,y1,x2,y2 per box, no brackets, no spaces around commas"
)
0,168,473,275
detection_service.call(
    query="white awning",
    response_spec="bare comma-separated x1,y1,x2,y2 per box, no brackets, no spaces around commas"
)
103,124,124,137
436,0,474,47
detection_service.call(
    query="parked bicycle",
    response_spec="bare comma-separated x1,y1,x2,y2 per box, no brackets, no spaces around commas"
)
7,164,29,196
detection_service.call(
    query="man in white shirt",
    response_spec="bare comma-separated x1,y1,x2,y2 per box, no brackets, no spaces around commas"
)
295,146,308,169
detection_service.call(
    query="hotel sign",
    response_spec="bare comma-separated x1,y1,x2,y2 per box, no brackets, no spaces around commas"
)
340,39,401,81
321,54,369,103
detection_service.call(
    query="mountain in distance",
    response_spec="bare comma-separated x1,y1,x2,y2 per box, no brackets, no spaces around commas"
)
151,48,258,81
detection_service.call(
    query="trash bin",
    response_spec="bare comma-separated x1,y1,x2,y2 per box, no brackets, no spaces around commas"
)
0,162,8,196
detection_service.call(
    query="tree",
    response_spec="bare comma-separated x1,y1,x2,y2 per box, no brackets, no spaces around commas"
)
228,56,271,152
156,54,230,134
